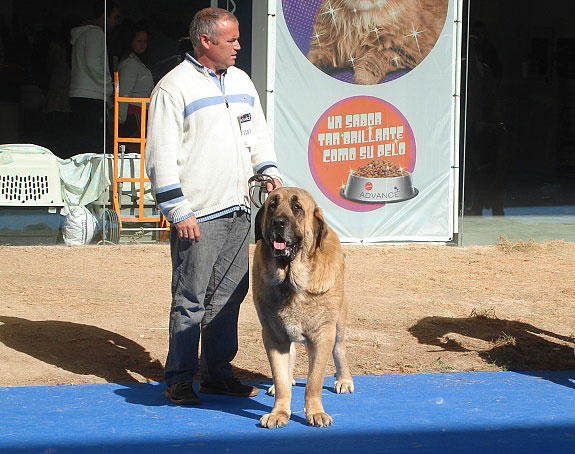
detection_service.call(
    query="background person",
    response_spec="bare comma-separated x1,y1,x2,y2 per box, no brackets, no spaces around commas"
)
145,7,283,406
68,0,119,153
115,21,154,138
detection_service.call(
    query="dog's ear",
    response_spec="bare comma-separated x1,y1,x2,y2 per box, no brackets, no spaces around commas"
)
313,206,327,251
254,206,264,243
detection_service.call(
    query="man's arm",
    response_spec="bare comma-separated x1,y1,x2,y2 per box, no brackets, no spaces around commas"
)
83,27,112,99
145,85,197,232
249,85,284,187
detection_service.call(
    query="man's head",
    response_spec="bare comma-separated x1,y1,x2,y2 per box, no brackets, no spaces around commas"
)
189,8,240,75
93,0,120,31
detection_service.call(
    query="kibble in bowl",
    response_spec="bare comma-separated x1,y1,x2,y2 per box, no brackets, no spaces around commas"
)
341,159,418,204
353,160,408,178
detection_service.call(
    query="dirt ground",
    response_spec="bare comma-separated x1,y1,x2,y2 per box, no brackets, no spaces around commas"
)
1,238,574,388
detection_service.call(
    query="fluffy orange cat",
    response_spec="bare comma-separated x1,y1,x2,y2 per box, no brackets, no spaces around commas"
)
307,0,448,84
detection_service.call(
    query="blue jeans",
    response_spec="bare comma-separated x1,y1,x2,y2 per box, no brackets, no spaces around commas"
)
165,210,250,386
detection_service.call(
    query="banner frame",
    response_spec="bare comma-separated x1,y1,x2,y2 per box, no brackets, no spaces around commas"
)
253,0,463,244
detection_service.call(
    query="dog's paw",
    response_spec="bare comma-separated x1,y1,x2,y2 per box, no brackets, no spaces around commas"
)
306,411,333,427
260,412,289,429
267,379,296,396
334,379,354,394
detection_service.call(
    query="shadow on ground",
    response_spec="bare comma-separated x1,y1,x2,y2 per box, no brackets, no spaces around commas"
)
409,315,575,387
0,316,266,384
0,316,164,383
111,381,314,425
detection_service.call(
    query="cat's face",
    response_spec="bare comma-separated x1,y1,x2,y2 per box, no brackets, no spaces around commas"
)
340,0,388,11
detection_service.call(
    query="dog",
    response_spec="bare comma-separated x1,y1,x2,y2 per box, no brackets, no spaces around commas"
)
307,0,448,84
252,187,354,428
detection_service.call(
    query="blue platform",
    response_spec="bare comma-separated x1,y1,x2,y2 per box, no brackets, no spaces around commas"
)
2,371,575,453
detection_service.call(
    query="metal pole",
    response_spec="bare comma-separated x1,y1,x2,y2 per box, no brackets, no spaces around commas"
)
458,0,471,246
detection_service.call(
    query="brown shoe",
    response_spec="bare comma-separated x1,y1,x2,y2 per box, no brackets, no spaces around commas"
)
164,381,201,405
199,377,259,397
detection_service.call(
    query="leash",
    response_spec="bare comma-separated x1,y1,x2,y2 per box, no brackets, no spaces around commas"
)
248,174,277,208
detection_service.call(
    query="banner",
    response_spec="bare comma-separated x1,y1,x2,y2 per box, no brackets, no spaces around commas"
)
272,0,460,243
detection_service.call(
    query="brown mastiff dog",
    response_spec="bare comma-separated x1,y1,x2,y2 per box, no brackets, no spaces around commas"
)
252,187,354,428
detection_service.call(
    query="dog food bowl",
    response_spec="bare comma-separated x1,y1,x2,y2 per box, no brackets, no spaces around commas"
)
341,172,418,204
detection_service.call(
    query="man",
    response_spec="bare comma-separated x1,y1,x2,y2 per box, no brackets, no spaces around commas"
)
69,1,120,153
145,8,283,405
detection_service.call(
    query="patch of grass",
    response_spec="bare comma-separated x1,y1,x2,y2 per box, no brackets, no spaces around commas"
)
497,236,542,253
483,350,512,371
480,331,518,371
495,331,516,347
431,356,455,371
469,307,498,319
485,361,502,370
487,358,509,372
501,331,515,344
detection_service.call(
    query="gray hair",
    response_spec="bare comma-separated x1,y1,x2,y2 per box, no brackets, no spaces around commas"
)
189,8,238,50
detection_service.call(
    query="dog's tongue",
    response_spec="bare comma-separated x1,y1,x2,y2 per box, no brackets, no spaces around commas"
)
274,241,287,250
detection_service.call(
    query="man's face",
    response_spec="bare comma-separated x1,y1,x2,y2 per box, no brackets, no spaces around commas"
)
107,6,120,31
204,19,240,73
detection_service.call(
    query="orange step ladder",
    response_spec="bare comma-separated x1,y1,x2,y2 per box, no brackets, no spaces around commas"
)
106,71,169,243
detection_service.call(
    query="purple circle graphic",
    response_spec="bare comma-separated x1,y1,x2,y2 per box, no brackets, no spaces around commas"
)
281,0,448,85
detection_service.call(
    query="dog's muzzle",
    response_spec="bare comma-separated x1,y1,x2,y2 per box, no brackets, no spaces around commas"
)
270,216,300,262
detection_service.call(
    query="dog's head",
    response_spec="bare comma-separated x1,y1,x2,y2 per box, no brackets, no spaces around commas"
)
254,187,327,264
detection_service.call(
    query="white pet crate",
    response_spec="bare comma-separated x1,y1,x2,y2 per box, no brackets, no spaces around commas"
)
0,144,63,207
0,144,64,245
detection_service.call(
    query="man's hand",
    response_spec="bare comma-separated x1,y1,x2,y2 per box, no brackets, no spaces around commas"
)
266,178,283,193
174,216,200,242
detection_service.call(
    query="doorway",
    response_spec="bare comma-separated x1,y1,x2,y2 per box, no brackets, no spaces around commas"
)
461,0,575,244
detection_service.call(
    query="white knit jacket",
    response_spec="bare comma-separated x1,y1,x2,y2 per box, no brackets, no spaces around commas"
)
145,55,282,223
69,25,112,101
118,52,154,123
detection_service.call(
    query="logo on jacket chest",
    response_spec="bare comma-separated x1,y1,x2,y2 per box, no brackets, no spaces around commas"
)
238,111,255,147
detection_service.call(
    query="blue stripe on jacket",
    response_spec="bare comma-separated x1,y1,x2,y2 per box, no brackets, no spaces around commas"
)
154,184,186,214
183,94,255,118
155,183,181,194
158,196,187,212
255,161,278,174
